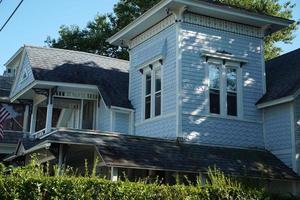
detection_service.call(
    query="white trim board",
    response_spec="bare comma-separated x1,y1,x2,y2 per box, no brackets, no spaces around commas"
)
107,0,293,46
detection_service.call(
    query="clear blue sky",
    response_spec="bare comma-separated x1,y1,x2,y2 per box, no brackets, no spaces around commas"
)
0,0,299,74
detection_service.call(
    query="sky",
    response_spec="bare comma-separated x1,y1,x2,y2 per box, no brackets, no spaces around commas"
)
0,0,299,74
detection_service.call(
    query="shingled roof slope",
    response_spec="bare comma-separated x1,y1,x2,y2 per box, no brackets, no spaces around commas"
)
257,48,300,105
24,46,132,108
19,129,299,180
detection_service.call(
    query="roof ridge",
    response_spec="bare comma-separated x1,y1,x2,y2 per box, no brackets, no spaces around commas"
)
24,45,129,63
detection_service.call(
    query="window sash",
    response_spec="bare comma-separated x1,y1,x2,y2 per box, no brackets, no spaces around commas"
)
208,62,241,118
209,64,221,114
143,62,162,120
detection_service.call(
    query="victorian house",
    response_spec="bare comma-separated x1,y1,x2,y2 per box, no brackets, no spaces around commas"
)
1,0,300,194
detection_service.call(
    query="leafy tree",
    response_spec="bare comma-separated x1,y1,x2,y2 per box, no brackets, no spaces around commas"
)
46,0,298,60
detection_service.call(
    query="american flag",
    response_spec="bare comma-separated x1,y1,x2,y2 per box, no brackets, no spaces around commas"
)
0,104,11,138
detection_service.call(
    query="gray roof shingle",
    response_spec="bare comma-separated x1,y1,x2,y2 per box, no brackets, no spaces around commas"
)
25,46,132,108
257,48,300,105
19,129,299,180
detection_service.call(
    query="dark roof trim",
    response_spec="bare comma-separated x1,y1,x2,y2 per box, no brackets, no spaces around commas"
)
256,95,296,109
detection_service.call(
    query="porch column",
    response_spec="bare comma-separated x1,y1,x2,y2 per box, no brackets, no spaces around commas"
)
110,167,118,182
23,105,29,133
29,104,37,134
58,144,64,175
45,89,53,133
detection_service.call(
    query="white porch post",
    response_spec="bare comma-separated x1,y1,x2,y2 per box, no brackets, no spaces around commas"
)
58,144,63,175
30,104,37,134
45,89,53,133
23,105,29,132
79,99,83,129
110,167,118,182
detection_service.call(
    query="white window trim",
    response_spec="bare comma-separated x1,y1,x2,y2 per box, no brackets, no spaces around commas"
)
141,60,163,121
207,59,243,119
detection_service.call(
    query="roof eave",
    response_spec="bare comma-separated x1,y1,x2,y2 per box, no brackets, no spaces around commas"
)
107,0,173,46
257,88,300,109
4,46,24,66
107,0,294,47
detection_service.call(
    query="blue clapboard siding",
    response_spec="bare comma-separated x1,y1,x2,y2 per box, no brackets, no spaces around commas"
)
264,103,293,168
294,97,300,170
295,97,300,142
98,98,111,132
180,22,264,148
10,53,35,98
114,112,129,134
129,24,177,139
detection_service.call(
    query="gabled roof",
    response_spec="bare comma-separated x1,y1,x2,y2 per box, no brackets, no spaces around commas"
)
0,76,13,101
23,46,132,109
13,129,299,180
257,48,300,107
108,0,294,46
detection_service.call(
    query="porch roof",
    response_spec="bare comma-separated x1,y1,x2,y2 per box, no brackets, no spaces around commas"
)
20,46,132,108
12,129,299,180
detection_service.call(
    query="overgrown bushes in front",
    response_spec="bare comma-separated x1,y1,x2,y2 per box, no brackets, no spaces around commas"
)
0,160,298,200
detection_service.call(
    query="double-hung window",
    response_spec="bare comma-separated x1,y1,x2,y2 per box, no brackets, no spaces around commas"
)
143,61,162,120
208,60,242,118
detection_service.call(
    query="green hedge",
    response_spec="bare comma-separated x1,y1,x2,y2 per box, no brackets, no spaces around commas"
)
0,162,298,200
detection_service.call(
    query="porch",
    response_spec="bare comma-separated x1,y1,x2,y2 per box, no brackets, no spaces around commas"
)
12,82,99,139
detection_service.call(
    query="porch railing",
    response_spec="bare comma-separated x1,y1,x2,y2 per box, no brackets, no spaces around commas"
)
31,128,56,139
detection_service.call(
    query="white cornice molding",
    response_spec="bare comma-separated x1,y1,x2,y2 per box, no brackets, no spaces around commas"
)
183,12,264,38
128,14,176,49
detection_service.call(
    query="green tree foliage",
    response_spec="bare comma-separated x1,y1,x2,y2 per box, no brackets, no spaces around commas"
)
46,0,298,60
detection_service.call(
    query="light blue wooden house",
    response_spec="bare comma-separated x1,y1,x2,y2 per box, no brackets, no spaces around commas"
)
1,0,300,195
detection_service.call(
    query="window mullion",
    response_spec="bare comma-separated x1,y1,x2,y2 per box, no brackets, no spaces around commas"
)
220,65,226,116
237,68,243,118
151,69,155,118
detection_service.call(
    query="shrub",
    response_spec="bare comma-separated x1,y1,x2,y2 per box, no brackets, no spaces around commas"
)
0,161,298,200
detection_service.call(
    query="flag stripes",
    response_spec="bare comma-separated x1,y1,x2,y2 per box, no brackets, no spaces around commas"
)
0,104,11,138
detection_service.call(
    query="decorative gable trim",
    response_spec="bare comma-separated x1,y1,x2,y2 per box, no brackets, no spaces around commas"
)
10,51,35,99
129,14,175,49
183,12,264,38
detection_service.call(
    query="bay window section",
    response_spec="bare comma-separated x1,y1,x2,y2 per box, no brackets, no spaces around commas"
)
209,65,221,114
